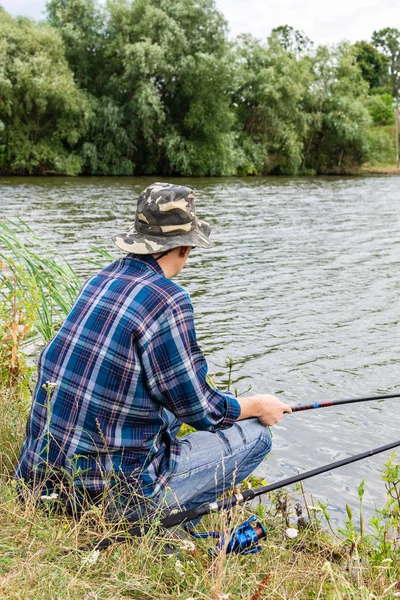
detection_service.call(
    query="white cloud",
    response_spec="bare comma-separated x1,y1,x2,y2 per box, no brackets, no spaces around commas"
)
216,0,400,45
1,0,399,46
1,0,47,20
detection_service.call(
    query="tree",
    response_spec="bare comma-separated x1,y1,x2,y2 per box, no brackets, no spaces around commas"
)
46,0,107,95
353,41,389,89
47,0,238,175
271,25,313,56
233,34,312,175
0,11,88,175
372,28,400,97
366,93,395,125
301,44,374,172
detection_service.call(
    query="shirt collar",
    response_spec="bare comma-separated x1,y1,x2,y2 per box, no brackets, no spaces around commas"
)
123,253,164,276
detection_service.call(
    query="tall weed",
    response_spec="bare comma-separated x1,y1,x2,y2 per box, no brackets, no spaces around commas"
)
0,220,113,475
0,219,82,343
0,259,39,474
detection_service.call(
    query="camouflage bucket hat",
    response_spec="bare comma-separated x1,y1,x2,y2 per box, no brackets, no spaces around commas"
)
113,182,214,254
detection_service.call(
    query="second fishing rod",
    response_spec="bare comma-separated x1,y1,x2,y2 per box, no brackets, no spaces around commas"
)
93,391,400,550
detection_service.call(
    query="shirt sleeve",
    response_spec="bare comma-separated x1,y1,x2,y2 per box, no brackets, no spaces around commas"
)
139,292,241,431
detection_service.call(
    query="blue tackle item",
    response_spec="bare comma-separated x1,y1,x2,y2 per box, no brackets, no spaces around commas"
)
187,515,267,555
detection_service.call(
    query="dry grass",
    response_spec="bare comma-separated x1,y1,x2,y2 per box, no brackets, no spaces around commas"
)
360,164,400,175
0,239,399,599
0,474,399,600
0,357,399,599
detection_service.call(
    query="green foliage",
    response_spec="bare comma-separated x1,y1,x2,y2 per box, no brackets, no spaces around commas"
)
46,0,107,94
301,44,373,172
0,4,398,174
0,259,38,393
233,39,390,174
46,0,238,176
358,479,366,538
365,126,396,164
234,34,309,175
0,255,40,474
0,11,88,175
366,93,395,125
271,25,313,56
353,41,389,89
0,220,83,343
371,450,400,560
372,28,400,97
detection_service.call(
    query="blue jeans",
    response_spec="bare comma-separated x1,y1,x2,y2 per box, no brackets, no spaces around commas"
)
159,412,272,514
105,413,271,522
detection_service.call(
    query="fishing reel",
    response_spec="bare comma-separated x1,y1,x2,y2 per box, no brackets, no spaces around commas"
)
187,515,267,556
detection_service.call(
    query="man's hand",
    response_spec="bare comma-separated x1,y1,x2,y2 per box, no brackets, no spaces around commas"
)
237,394,292,426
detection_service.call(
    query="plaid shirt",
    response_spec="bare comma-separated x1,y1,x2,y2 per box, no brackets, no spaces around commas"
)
16,255,240,499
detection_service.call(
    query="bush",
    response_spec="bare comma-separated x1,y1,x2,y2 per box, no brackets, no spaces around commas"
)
366,94,396,125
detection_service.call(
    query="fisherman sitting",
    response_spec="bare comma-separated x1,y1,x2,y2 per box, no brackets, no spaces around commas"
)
15,182,292,522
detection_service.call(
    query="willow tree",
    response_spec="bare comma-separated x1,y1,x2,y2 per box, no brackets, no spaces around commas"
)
233,34,311,174
47,0,238,176
301,44,376,172
0,10,88,175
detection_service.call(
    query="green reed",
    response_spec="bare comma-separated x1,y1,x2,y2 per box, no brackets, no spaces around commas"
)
0,219,113,344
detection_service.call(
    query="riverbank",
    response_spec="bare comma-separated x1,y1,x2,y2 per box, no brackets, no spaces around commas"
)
1,363,399,599
1,377,399,600
1,375,399,600
1,472,399,600
360,165,400,175
1,219,399,599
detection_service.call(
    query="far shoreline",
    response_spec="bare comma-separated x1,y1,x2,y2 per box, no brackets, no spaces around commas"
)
0,166,399,179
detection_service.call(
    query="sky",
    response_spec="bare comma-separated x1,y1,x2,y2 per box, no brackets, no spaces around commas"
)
1,0,400,45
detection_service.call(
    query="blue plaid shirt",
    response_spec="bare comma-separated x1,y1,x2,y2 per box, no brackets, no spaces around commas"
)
16,255,240,499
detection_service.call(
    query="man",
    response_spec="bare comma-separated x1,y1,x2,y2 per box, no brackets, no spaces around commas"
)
16,182,291,520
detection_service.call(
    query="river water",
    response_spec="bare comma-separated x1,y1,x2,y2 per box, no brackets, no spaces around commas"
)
1,175,400,525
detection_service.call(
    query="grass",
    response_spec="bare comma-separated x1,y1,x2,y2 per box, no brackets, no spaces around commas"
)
1,471,399,599
360,164,400,175
0,222,400,599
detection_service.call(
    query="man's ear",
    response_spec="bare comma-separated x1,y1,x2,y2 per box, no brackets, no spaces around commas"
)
178,246,191,258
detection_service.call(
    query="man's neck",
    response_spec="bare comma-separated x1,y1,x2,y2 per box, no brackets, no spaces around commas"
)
155,255,178,278
153,247,190,278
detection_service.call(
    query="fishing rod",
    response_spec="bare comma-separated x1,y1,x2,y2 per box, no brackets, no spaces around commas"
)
160,438,400,528
291,392,400,413
94,437,400,552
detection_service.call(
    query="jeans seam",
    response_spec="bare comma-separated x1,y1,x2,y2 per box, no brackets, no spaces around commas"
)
181,437,192,451
235,423,247,446
215,430,232,454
